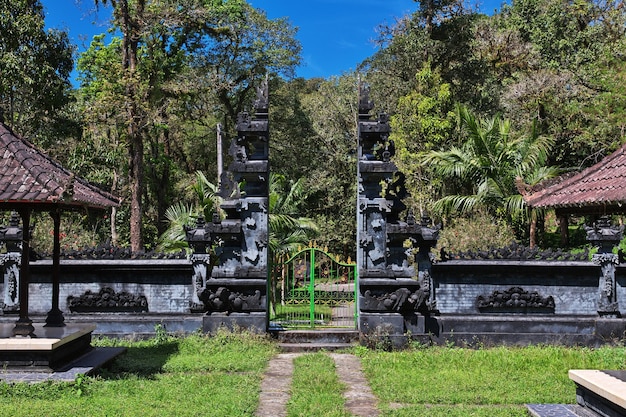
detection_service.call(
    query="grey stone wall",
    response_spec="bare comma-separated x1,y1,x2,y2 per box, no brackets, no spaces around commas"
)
20,260,194,315
2,259,624,317
432,260,624,316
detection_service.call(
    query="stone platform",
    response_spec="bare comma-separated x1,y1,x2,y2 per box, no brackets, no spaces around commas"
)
0,323,96,371
528,370,626,417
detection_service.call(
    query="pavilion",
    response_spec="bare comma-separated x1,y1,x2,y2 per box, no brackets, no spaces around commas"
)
0,122,119,339
520,142,626,246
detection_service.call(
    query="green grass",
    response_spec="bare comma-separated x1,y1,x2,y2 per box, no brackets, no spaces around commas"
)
357,344,626,417
286,353,351,417
0,331,625,417
0,330,278,417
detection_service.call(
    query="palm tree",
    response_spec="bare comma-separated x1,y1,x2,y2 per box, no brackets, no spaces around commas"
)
159,171,318,255
157,171,221,252
422,105,559,238
269,173,318,256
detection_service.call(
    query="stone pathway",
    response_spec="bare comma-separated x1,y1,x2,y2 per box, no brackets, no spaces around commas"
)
255,352,379,417
330,353,379,417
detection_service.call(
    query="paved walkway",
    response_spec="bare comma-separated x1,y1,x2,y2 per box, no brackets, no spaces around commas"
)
256,352,379,417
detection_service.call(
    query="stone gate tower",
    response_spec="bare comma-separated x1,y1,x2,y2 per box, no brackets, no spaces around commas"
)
356,84,439,337
187,79,269,333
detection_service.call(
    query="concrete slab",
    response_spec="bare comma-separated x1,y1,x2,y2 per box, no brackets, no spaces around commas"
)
0,346,125,383
569,370,626,412
0,323,96,351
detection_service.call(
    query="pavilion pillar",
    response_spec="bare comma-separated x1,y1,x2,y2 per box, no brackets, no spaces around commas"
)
558,214,569,247
13,208,34,337
45,209,65,327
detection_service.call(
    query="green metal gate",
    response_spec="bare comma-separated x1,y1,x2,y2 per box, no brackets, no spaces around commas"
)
269,246,357,328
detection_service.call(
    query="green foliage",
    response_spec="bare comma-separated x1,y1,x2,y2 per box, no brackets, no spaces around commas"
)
29,211,109,255
437,211,517,256
157,171,220,252
422,106,559,226
270,74,356,257
390,62,457,212
0,0,74,139
269,173,318,256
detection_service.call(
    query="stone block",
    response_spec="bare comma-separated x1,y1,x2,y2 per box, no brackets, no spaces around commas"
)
202,313,266,334
359,312,405,335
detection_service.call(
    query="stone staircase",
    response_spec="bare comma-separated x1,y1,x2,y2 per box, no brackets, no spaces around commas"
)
272,329,360,352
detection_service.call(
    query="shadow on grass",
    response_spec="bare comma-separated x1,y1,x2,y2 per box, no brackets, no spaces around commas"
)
96,340,180,380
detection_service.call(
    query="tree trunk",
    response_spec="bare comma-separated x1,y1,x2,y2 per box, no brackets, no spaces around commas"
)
119,0,145,253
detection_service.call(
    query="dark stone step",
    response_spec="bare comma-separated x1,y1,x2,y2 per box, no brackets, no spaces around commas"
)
272,329,359,344
527,404,597,417
278,342,355,353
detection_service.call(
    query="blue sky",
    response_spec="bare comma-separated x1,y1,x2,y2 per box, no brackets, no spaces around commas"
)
41,0,507,81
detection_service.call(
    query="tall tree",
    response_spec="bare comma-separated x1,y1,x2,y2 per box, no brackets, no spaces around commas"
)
499,0,626,168
84,0,299,251
389,62,456,213
0,0,74,139
90,0,246,252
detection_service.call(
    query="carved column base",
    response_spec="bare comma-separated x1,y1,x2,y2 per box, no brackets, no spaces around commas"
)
598,303,621,318
12,317,34,337
45,308,65,327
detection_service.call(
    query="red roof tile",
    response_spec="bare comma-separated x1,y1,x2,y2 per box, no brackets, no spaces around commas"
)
523,143,626,214
0,123,120,210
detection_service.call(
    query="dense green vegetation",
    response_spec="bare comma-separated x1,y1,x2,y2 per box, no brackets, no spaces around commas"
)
2,0,626,257
0,332,624,416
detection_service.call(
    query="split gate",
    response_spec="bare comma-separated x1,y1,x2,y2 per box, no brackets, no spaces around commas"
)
269,247,357,328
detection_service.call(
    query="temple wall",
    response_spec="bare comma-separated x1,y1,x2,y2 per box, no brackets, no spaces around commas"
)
1,259,624,318
432,260,624,316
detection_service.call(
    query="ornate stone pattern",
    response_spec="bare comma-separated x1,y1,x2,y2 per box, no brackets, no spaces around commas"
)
476,287,555,313
586,216,622,318
357,83,440,335
198,286,265,312
67,287,148,312
186,78,269,325
361,287,430,312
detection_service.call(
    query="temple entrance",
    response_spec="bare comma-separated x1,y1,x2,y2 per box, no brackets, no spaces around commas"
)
269,246,357,329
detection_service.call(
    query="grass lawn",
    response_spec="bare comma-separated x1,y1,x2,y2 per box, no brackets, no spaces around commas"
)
0,331,624,417
0,330,278,417
357,344,626,417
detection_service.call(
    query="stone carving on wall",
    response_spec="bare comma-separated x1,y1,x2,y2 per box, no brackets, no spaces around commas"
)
476,287,555,313
67,287,148,312
198,286,265,312
0,211,22,314
361,286,432,313
0,255,20,314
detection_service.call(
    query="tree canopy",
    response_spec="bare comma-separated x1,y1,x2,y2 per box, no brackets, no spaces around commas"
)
6,0,626,255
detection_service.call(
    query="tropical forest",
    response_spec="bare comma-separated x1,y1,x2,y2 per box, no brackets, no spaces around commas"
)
2,0,626,260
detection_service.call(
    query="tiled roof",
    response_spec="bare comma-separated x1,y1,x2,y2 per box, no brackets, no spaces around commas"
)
0,123,120,210
522,143,626,214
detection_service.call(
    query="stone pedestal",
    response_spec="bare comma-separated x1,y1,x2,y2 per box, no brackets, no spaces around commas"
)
202,313,266,334
0,323,95,371
570,370,626,417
